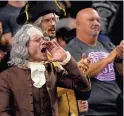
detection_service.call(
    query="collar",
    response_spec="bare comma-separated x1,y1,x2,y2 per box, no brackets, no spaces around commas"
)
27,61,46,88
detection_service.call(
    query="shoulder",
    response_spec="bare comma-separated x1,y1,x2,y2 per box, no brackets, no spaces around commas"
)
0,4,16,23
0,5,10,18
65,38,76,50
98,34,116,51
0,11,8,22
0,66,26,80
67,38,76,46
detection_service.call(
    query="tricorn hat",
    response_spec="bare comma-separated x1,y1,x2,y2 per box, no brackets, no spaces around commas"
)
17,1,66,25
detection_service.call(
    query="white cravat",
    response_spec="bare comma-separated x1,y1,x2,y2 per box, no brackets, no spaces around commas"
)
27,62,46,88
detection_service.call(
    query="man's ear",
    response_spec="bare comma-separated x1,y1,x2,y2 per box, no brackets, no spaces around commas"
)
76,21,80,27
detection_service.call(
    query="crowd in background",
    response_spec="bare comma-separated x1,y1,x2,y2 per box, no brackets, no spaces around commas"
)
0,1,123,65
0,1,123,116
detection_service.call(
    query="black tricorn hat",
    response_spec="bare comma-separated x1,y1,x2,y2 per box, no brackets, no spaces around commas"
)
17,1,66,25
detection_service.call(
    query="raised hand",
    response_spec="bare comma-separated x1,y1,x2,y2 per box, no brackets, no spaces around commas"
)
46,40,67,62
106,40,123,63
0,22,3,36
0,50,6,61
105,48,118,64
115,40,124,58
120,40,124,47
78,53,91,74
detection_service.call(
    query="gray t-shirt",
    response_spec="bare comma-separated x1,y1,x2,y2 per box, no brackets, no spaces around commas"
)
0,4,21,35
65,38,121,115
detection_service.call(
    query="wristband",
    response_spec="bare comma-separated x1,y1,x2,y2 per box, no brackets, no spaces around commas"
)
59,51,71,66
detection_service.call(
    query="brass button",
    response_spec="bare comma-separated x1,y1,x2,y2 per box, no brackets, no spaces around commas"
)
31,110,33,112
29,84,32,87
29,92,33,96
29,101,33,104
26,70,30,74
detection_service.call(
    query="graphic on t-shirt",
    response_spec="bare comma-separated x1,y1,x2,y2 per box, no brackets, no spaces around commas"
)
88,51,115,81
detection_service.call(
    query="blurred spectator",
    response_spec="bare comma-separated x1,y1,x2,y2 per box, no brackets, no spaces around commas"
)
0,1,26,46
0,21,5,61
0,50,5,61
0,21,10,72
0,22,3,40
91,1,123,45
0,22,6,46
0,1,26,72
56,27,73,48
56,17,76,48
56,17,76,30
58,1,72,17
56,27,69,48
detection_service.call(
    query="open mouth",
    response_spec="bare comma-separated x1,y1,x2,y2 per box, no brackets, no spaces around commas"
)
41,47,47,53
49,29,55,32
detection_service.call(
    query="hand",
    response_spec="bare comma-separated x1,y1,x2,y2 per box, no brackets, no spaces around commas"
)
78,53,91,74
106,48,118,64
77,100,88,113
119,40,124,47
0,22,3,36
46,40,67,62
115,45,123,58
115,40,124,58
0,50,6,61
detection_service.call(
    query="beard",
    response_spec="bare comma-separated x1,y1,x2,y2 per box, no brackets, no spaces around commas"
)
48,31,56,39
42,26,56,40
43,30,56,40
91,32,99,38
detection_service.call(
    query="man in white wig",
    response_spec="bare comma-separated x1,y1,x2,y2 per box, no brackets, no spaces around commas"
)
0,24,91,116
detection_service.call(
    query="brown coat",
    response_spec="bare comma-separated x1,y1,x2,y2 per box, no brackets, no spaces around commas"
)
0,58,90,116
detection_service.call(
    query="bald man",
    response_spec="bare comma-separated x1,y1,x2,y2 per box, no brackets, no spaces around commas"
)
65,8,123,116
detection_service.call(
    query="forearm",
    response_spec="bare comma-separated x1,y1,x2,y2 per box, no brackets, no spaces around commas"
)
86,58,108,78
64,57,90,90
87,49,117,78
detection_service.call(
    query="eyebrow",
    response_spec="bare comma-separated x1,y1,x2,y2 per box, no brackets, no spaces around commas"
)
38,36,44,39
42,15,55,20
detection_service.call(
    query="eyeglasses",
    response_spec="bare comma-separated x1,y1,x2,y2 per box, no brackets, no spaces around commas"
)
41,17,57,24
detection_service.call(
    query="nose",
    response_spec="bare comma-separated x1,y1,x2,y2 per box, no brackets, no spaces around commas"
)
50,19,55,26
94,20,100,26
94,20,98,25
